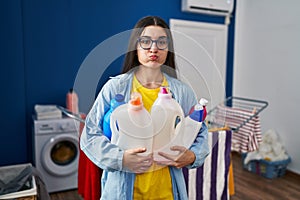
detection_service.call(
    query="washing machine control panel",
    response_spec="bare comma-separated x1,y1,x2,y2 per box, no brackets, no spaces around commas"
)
34,117,79,135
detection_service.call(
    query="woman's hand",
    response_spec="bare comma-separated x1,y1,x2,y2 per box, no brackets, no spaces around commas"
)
156,146,196,168
122,147,153,174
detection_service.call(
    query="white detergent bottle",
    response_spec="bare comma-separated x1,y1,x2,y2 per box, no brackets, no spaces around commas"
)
151,87,185,160
154,98,208,162
110,92,153,156
179,98,208,148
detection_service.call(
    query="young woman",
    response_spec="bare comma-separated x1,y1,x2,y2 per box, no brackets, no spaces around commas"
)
80,16,209,200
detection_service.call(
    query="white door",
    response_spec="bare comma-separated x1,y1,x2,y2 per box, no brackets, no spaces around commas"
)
170,19,228,110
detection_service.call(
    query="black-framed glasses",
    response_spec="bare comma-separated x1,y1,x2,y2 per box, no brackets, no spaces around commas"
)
137,36,169,50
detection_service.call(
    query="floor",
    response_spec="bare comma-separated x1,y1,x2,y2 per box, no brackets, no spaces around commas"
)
50,152,300,200
50,189,83,200
230,152,300,200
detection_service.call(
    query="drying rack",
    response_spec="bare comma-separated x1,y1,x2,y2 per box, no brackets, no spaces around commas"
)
206,96,268,132
56,105,86,123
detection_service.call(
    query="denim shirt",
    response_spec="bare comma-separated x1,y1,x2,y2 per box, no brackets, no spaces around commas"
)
80,71,210,200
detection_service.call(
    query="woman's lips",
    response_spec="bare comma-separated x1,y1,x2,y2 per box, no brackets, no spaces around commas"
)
150,55,158,60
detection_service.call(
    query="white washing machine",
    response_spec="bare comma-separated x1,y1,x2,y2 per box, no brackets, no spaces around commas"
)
33,117,80,193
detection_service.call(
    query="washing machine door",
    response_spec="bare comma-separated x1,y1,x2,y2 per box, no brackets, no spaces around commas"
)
41,133,79,176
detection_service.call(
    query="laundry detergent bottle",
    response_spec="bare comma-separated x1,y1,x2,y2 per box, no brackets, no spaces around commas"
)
154,98,208,162
66,88,79,114
110,92,153,155
103,94,125,140
151,87,185,154
178,98,208,148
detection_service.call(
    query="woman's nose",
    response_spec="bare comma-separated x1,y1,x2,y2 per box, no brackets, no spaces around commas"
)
150,41,158,51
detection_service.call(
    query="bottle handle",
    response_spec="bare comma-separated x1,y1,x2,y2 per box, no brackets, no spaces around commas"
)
173,111,185,137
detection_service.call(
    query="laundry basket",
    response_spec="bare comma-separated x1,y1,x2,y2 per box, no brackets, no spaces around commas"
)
0,163,37,200
241,153,291,179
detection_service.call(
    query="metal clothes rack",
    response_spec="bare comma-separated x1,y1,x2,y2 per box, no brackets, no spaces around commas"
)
206,96,268,132
56,106,86,123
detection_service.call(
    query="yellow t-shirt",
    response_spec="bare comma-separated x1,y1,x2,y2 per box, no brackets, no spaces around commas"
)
132,75,174,200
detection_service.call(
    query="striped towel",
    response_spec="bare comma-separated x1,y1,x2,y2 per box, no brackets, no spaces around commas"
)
183,130,232,200
212,105,262,153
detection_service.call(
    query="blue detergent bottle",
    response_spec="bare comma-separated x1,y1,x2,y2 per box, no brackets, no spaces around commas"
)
103,94,125,140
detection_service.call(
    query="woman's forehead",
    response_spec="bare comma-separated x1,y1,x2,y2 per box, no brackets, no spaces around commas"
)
140,26,167,38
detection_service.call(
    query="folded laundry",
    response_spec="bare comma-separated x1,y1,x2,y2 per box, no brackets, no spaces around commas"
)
34,104,62,120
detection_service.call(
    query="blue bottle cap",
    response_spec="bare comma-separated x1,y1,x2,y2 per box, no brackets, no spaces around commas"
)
115,94,125,102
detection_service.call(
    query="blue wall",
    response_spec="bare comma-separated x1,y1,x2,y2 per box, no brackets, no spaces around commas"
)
0,0,235,165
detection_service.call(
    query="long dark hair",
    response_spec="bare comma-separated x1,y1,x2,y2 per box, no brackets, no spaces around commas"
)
121,16,177,77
